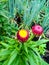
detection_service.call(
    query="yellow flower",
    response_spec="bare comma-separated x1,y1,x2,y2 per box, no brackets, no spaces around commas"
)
17,29,29,42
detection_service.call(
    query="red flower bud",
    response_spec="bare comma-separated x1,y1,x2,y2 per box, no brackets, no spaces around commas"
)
32,25,43,36
17,29,29,42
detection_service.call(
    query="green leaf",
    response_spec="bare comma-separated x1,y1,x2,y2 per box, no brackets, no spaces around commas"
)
19,57,28,65
9,0,14,17
3,36,16,45
28,50,40,65
35,39,49,46
11,55,20,65
33,48,49,65
0,49,12,56
23,43,28,54
0,56,7,61
28,52,37,65
0,41,10,48
2,59,9,65
7,49,17,65
0,9,11,19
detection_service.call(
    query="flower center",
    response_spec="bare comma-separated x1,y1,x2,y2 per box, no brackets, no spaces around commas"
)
19,29,27,38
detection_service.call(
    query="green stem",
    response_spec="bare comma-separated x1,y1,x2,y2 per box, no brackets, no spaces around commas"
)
27,33,34,42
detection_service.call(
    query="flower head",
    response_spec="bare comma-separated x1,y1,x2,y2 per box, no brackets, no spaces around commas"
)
32,25,43,36
17,29,29,42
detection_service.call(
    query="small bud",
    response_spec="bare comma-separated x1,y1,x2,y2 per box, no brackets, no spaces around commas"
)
32,25,43,36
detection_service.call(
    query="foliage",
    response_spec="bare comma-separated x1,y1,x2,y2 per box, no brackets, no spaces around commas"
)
0,0,49,65
9,0,49,33
0,35,49,65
